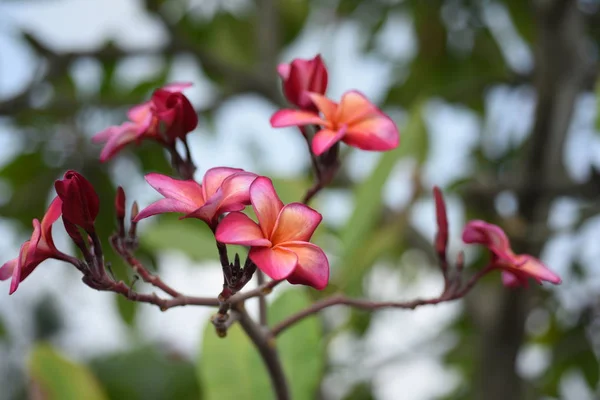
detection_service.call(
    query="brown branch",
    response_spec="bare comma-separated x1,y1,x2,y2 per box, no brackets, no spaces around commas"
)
234,304,290,400
271,266,492,337
256,270,268,325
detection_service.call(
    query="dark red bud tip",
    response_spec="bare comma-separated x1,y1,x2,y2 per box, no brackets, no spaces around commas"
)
55,170,100,234
115,187,126,220
130,201,139,222
433,186,449,256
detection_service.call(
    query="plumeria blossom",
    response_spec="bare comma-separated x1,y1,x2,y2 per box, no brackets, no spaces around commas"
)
277,54,328,111
134,167,258,227
216,177,329,290
462,220,562,288
270,90,399,156
0,197,66,294
92,82,197,161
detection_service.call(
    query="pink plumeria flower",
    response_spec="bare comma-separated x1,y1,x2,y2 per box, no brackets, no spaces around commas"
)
462,220,562,288
92,82,196,162
0,197,66,294
270,90,399,156
216,177,329,290
277,54,328,112
134,167,258,228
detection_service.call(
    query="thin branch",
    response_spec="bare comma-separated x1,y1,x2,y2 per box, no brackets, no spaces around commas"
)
256,270,268,326
229,279,282,304
111,235,182,298
270,266,493,337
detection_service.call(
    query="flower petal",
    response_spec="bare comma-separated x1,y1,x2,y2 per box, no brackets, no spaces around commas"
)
308,93,337,122
250,177,284,238
217,172,258,211
127,102,152,123
280,242,329,290
135,198,197,222
270,109,325,128
201,167,244,200
511,255,562,285
0,258,17,281
216,212,272,247
96,122,140,162
145,173,204,208
336,91,379,125
344,114,399,151
271,203,322,244
501,270,527,288
462,220,512,259
249,246,298,280
40,197,62,249
277,63,291,80
312,127,346,156
162,82,193,92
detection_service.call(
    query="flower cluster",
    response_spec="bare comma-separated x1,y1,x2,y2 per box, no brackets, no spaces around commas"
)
271,55,399,156
92,82,197,162
1,54,562,298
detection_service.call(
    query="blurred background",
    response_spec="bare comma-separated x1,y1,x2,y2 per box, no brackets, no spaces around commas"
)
0,0,599,399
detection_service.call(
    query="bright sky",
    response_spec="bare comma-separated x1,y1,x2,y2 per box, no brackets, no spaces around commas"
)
0,1,598,399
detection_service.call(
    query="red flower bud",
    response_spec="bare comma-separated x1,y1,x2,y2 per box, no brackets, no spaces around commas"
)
152,89,198,142
433,186,448,258
277,54,328,111
54,170,100,234
115,186,126,221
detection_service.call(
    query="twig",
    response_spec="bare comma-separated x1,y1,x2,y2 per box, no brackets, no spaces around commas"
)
256,270,268,325
270,266,493,337
228,280,282,304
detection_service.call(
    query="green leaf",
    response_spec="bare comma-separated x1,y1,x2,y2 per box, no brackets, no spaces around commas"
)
199,324,271,400
28,344,108,400
198,289,324,400
90,346,200,400
139,217,219,262
116,295,138,327
337,103,428,294
270,289,324,400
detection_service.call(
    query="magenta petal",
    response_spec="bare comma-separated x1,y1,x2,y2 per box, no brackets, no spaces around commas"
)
98,122,139,162
145,173,204,207
271,203,322,244
216,212,272,247
270,109,325,128
201,167,244,200
135,198,197,222
249,246,298,281
462,220,512,258
513,255,562,285
312,127,346,156
162,82,193,92
217,172,258,211
280,242,329,290
277,63,291,80
127,102,152,123
250,177,284,238
0,258,17,281
501,271,524,288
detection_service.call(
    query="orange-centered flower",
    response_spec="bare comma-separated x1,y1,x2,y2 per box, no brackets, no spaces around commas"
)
216,177,329,290
270,90,399,156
